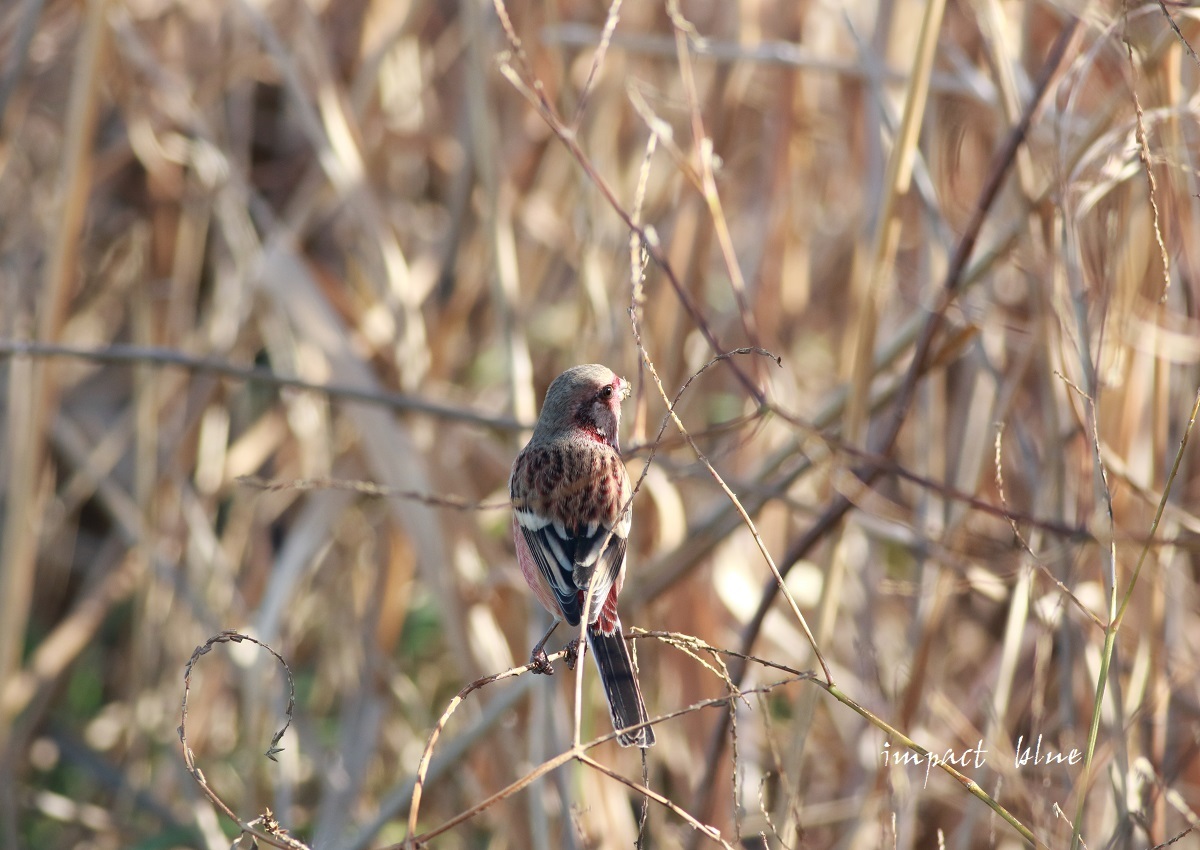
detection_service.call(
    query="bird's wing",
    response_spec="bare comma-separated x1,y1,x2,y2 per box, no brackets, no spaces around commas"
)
516,516,625,626
511,443,630,627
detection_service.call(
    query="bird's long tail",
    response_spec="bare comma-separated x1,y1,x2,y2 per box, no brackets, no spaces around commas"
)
587,621,655,748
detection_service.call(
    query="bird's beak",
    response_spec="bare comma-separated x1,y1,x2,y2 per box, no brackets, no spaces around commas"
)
618,377,631,401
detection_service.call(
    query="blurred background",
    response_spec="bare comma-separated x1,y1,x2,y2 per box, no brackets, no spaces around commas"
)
2,0,1200,848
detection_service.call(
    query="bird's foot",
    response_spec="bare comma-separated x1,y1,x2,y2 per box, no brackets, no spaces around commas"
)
529,647,554,676
564,639,580,671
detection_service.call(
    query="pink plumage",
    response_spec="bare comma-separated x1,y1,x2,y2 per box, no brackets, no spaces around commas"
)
509,364,654,748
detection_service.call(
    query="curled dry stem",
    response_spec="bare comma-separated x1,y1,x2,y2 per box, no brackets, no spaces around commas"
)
179,630,305,850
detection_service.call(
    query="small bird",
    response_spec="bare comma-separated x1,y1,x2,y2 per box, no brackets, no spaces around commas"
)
509,364,655,748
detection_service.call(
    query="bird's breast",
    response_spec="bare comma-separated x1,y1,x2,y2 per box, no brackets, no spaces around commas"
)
511,442,630,535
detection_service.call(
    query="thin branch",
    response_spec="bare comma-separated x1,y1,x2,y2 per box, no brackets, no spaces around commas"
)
179,631,307,850
395,657,811,849
236,475,510,510
0,341,524,430
1156,0,1200,69
404,649,570,842
633,340,830,682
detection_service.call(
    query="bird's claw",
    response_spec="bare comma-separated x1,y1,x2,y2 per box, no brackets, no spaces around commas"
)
529,647,554,675
564,639,580,671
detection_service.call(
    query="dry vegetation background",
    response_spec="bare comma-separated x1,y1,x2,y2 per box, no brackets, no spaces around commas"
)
2,0,1200,848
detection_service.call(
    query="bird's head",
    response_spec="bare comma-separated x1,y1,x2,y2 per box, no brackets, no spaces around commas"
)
535,364,629,450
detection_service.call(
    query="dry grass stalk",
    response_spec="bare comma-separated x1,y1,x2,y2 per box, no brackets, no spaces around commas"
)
2,2,1200,849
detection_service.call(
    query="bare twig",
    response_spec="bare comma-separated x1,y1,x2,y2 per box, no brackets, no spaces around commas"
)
236,475,510,510
1156,0,1200,69
179,631,306,850
396,649,812,849
633,340,829,682
404,649,569,842
994,424,1105,630
570,0,624,127
0,341,524,430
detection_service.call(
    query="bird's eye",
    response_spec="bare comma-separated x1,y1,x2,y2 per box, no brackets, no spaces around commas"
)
600,385,614,400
